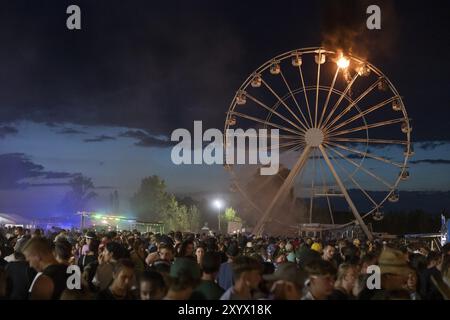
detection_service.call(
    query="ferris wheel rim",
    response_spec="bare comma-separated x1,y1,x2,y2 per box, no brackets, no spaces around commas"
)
224,46,412,233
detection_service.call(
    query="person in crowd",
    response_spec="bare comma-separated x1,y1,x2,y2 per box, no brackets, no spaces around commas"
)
195,244,206,266
22,237,68,300
163,257,202,300
92,241,127,291
54,239,72,266
138,270,166,300
4,251,37,299
220,256,262,300
146,243,175,266
178,239,195,258
406,271,421,300
328,263,358,300
359,252,378,274
130,238,147,274
78,238,100,272
303,259,336,300
0,268,7,299
97,259,135,300
217,242,239,290
322,242,337,268
81,231,96,255
371,247,412,300
13,227,28,253
173,232,183,254
194,251,224,300
264,262,307,300
420,250,444,300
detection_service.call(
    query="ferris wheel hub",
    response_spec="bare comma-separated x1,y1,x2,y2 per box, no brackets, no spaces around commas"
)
304,128,324,147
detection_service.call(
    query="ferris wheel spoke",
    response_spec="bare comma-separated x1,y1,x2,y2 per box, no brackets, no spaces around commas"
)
327,137,408,146
318,68,339,128
328,148,379,207
314,52,322,127
229,111,303,136
323,78,382,132
246,93,307,133
279,70,311,130
261,79,308,131
317,149,335,224
326,141,404,168
297,65,314,127
326,97,398,134
279,134,305,140
259,139,303,153
321,73,359,129
309,148,318,223
319,145,373,240
327,118,407,137
324,143,394,189
253,145,312,236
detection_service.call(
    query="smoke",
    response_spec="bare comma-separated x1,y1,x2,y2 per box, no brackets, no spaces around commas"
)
320,0,399,59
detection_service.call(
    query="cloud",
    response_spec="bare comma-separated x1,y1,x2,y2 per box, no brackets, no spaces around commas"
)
57,127,86,135
0,126,18,138
410,159,450,165
119,130,173,148
29,182,71,187
0,153,78,189
418,141,448,150
83,135,116,143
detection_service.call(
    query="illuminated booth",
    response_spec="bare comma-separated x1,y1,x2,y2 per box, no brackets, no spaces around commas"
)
77,211,164,233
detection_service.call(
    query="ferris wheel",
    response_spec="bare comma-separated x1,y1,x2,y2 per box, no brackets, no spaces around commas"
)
224,47,413,239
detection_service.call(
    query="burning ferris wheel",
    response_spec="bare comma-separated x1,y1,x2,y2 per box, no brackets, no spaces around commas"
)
224,47,413,239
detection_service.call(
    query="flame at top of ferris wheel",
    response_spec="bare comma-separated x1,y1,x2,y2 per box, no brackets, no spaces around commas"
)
224,46,413,238
336,55,350,69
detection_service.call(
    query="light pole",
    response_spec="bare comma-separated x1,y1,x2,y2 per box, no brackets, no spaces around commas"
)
213,199,224,233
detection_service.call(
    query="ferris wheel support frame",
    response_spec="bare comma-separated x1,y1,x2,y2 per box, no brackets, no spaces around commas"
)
253,145,311,236
319,145,373,240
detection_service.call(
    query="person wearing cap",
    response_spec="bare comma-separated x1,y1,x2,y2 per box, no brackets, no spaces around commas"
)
164,257,202,300
285,243,296,263
82,231,97,256
217,243,239,291
263,262,307,300
220,256,262,300
243,241,255,256
370,247,413,300
311,242,323,254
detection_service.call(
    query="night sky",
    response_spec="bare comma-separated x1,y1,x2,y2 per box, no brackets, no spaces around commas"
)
0,0,449,218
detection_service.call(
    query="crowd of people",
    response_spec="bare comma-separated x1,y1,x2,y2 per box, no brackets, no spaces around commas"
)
0,225,449,300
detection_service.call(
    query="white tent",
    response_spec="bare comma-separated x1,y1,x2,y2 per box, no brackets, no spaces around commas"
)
0,213,29,226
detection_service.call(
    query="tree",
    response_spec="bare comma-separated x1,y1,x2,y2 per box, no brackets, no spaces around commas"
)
61,175,98,213
130,175,202,232
130,175,170,221
223,207,241,223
